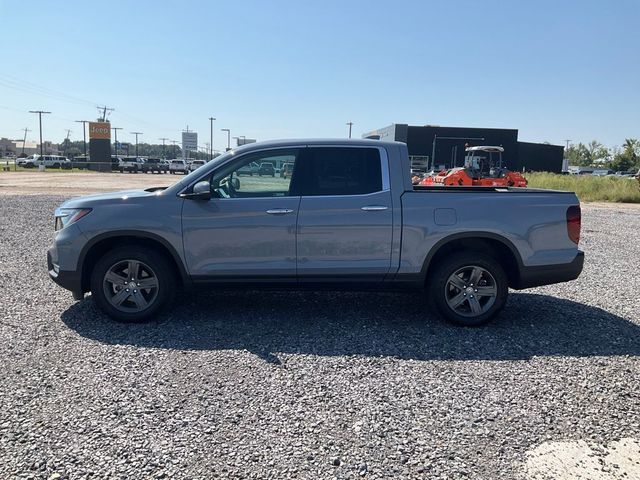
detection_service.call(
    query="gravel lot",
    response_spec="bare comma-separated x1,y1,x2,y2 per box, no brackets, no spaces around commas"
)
1,191,639,479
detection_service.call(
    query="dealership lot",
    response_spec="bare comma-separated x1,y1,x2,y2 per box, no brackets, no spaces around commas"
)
0,173,639,479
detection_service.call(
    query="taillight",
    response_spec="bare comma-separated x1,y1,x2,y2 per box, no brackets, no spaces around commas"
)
566,205,581,244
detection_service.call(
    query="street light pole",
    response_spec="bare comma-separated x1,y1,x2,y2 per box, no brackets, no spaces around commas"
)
131,132,143,157
112,127,122,158
75,120,89,157
209,117,216,160
221,128,230,150
346,122,354,139
29,110,51,158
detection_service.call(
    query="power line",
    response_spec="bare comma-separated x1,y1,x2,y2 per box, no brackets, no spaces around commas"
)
20,127,31,156
131,132,143,157
75,120,89,157
112,127,123,157
159,137,169,159
97,106,114,122
29,110,51,158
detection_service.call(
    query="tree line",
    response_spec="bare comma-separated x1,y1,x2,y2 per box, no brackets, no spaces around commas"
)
566,138,639,172
55,139,218,159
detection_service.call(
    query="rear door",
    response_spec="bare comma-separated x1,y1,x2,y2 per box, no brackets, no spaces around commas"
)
292,146,393,281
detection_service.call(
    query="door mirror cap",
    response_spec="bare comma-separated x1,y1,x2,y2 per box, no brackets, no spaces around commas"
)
180,180,211,200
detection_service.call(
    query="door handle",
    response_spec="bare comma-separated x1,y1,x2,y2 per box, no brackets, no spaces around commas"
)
266,208,294,215
361,205,388,211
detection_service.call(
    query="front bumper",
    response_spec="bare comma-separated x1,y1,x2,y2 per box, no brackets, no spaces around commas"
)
47,250,84,300
515,250,584,289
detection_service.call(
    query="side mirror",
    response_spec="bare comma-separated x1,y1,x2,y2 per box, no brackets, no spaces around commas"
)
180,180,211,200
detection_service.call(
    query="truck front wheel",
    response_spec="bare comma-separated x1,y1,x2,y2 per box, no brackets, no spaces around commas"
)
90,246,176,322
429,252,508,326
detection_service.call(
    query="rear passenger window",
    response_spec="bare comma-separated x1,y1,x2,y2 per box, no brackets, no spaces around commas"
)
294,147,383,196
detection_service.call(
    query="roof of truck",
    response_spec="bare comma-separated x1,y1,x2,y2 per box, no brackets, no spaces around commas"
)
232,138,403,153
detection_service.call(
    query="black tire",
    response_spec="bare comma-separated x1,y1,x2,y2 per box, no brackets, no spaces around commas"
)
52,163,60,169
90,246,176,322
428,252,508,326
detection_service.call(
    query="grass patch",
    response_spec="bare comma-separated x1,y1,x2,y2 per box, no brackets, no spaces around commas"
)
526,172,640,203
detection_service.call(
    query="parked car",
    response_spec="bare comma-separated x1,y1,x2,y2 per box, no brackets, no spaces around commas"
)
119,157,145,173
169,159,188,174
18,154,70,169
258,162,275,176
71,155,90,170
237,161,260,176
47,139,584,326
143,158,166,173
188,160,206,172
111,156,122,171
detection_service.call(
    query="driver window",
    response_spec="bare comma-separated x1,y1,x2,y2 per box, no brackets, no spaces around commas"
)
211,149,299,198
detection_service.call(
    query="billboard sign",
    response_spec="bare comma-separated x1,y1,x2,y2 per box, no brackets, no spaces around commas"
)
89,122,111,140
182,131,197,154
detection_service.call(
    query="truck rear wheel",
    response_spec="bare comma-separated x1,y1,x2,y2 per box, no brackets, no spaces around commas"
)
90,246,176,322
429,252,508,326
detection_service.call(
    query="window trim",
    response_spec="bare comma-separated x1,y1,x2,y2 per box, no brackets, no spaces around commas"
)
178,144,389,198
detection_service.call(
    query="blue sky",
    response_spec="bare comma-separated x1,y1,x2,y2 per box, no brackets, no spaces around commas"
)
1,0,638,150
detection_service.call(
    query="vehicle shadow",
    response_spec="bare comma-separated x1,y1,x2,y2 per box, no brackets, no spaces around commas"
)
60,291,640,362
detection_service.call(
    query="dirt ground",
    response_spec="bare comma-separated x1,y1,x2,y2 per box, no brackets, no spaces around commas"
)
0,171,178,196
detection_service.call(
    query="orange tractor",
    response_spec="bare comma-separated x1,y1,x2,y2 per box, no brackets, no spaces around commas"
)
419,146,527,187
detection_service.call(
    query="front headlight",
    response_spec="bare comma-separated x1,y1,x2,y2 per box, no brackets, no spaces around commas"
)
54,208,92,231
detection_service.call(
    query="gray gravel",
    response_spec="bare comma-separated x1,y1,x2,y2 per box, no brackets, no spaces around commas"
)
1,195,639,479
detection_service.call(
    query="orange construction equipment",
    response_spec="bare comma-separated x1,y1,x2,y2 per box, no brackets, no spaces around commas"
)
420,146,527,187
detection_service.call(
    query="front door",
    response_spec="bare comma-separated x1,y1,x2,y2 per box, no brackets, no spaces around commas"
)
181,148,302,280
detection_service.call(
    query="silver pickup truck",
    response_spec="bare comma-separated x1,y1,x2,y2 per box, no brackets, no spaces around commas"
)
48,139,584,326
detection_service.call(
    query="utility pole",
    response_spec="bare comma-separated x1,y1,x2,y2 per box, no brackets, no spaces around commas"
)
97,106,114,122
159,137,168,159
564,139,571,151
221,128,231,150
131,132,143,157
346,122,354,139
75,120,89,157
63,129,72,157
29,110,51,158
20,127,31,156
170,140,178,159
209,117,216,160
112,127,123,157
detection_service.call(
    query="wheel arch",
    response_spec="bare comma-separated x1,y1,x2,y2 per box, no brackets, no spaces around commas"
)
79,231,189,293
421,232,523,288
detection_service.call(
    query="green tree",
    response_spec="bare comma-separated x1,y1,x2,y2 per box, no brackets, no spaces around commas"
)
566,141,611,167
610,138,639,172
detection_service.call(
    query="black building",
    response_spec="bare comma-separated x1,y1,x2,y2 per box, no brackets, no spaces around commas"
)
363,124,565,173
